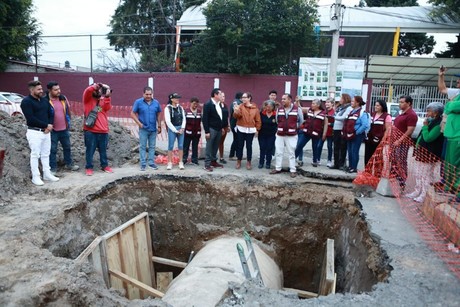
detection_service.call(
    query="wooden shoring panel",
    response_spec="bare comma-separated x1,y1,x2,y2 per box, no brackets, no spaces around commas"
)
109,269,164,298
77,212,156,300
105,233,124,292
135,217,154,291
318,238,336,296
144,214,156,288
119,226,141,299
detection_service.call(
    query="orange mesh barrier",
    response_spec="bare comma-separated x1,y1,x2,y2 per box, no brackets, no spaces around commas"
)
69,101,203,164
355,126,460,279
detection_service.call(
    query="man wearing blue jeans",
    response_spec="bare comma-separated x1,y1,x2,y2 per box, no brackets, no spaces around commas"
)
47,81,79,174
131,86,162,171
83,83,113,176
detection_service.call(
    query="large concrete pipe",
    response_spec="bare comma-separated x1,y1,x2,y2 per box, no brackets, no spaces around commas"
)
162,236,283,307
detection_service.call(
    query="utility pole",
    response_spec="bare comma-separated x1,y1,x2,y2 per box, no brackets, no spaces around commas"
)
328,0,345,99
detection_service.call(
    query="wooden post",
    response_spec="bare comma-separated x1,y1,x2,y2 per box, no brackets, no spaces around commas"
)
318,239,336,296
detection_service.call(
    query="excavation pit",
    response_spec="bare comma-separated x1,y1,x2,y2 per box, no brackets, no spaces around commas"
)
43,174,391,299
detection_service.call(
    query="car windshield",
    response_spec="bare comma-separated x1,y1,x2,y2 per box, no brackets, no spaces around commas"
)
2,93,22,103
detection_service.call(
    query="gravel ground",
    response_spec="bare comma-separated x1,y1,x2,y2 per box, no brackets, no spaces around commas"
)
0,111,459,306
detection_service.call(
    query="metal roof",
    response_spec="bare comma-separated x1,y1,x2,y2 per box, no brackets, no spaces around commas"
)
366,56,460,86
319,6,460,33
178,5,460,33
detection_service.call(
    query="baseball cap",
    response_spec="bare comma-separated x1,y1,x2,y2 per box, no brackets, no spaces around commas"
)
169,93,181,99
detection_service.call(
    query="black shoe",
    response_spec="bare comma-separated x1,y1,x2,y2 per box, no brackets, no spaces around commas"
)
265,164,271,169
219,158,227,164
258,164,263,169
203,165,213,172
347,168,357,173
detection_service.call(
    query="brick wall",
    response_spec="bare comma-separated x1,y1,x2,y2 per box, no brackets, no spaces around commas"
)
0,72,298,108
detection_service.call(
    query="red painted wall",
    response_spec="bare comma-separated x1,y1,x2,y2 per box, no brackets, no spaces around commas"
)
0,72,298,108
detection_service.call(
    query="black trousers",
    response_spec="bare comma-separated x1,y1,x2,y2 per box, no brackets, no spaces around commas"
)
333,130,347,167
183,135,200,164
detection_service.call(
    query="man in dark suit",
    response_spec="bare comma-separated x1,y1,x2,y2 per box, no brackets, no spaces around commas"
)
202,88,224,171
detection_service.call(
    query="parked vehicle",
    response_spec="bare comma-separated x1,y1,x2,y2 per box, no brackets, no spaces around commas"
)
0,92,24,116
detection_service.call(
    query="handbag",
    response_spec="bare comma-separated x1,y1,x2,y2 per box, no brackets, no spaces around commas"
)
85,101,100,128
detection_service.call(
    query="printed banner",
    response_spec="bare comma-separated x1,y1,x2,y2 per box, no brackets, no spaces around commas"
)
298,57,365,100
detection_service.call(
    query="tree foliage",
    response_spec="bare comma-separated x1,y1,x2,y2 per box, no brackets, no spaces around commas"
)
363,0,435,56
108,0,204,71
428,0,460,20
0,0,41,71
435,38,460,58
181,0,318,75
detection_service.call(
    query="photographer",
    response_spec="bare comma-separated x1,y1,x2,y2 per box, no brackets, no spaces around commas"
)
82,83,113,176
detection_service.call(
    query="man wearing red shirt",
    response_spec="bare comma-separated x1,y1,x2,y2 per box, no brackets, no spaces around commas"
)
82,83,113,176
391,95,418,187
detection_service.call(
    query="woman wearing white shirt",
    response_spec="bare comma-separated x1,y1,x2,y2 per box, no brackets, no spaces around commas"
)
164,93,186,170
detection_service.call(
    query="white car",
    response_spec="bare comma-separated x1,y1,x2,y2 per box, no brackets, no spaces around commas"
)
388,103,424,140
0,92,24,116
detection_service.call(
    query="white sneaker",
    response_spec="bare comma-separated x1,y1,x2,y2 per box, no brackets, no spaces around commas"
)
327,160,332,168
179,162,185,170
32,176,44,186
167,163,172,170
43,173,60,182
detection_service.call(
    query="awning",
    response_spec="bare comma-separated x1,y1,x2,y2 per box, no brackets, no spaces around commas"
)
366,56,460,86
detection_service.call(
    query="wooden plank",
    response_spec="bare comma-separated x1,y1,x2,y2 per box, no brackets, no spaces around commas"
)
144,214,157,288
135,218,154,291
75,236,102,263
120,227,140,299
106,234,124,292
156,272,173,293
99,238,110,288
102,212,148,239
109,269,164,298
318,238,335,296
152,256,187,268
132,220,145,299
283,287,318,298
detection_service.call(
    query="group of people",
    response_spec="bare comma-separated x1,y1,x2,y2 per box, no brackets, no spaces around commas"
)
21,81,113,185
20,70,460,201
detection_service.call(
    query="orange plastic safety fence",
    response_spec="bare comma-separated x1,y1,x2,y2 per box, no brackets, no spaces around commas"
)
69,101,204,164
354,126,460,279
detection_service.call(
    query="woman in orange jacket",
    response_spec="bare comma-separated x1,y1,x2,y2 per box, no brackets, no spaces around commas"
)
233,92,262,170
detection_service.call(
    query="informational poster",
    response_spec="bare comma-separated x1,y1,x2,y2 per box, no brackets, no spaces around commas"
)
297,57,365,100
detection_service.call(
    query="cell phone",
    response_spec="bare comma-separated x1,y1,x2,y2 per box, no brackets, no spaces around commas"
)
440,65,445,72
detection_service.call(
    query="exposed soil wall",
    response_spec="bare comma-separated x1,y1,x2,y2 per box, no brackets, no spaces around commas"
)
42,175,390,295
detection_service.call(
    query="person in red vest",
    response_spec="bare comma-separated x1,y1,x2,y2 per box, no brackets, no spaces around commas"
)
364,99,391,166
343,96,370,173
183,97,202,165
294,98,327,167
319,97,335,168
270,94,304,178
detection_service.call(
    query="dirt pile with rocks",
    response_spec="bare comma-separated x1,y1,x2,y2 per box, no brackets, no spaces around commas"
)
0,111,137,203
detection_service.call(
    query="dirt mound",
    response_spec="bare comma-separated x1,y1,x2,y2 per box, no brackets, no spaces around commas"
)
0,111,137,203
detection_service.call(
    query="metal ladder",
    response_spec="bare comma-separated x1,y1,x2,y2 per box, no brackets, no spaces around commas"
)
236,231,264,286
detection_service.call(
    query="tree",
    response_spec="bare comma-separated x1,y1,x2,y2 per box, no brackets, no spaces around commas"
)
428,0,460,20
435,36,460,58
181,0,318,75
0,0,41,71
429,0,460,58
107,0,204,72
363,0,436,56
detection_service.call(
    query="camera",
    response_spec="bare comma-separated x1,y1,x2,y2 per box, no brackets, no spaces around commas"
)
101,86,112,96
